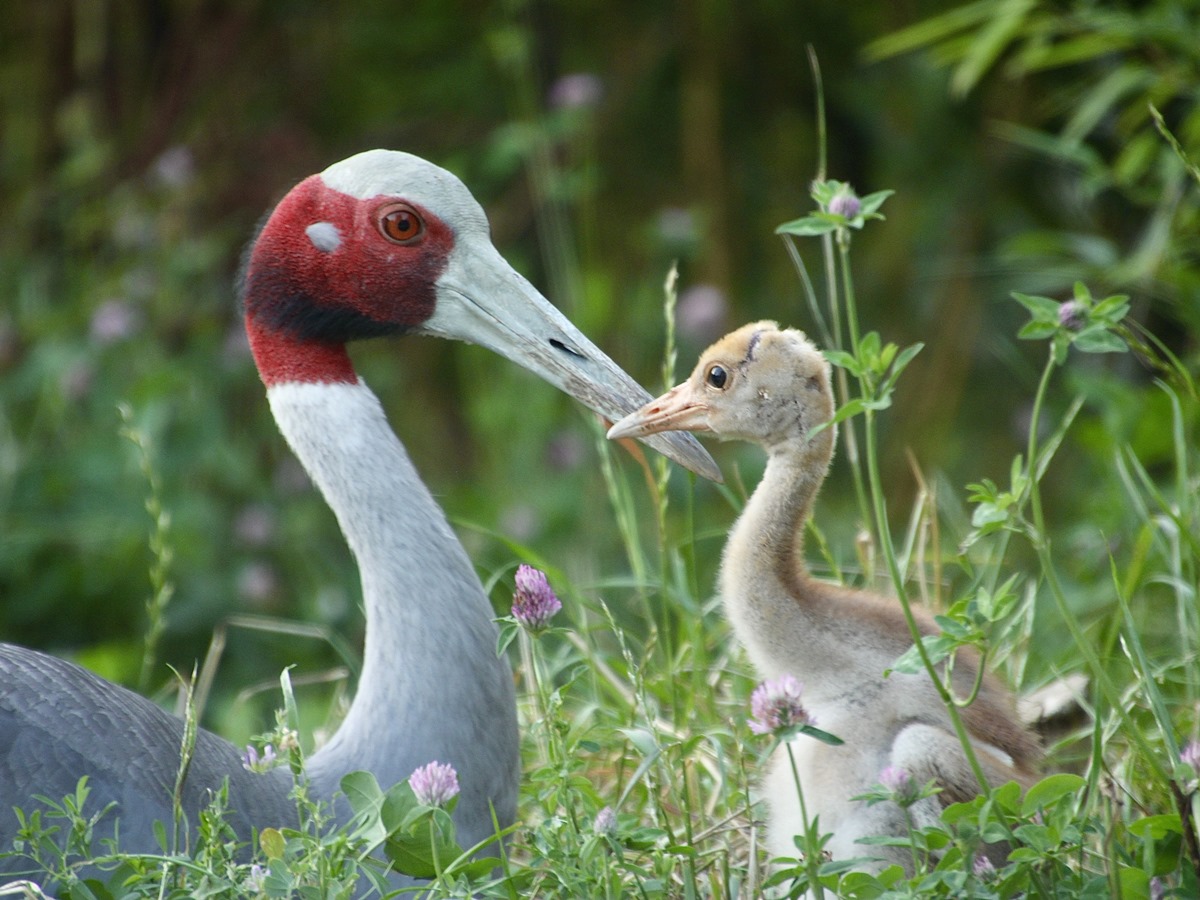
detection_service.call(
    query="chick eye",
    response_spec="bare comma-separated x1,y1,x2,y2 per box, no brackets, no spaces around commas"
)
379,204,424,243
705,364,728,389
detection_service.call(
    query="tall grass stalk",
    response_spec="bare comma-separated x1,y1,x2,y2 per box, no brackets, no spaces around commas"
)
118,404,175,695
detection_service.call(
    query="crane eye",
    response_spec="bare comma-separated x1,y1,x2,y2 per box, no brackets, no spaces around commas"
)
705,364,728,389
378,204,424,244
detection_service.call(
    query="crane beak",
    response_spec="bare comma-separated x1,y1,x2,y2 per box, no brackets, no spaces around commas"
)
606,382,711,440
417,237,722,483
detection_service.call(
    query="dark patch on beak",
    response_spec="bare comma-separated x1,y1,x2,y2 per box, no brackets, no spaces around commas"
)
549,338,586,359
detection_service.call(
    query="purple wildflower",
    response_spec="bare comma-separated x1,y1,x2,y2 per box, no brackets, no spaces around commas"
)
593,806,617,835
972,854,996,879
879,765,920,807
1058,299,1086,332
245,863,267,893
90,299,142,345
409,760,460,807
749,674,812,735
828,189,861,220
1181,741,1200,792
1181,741,1200,774
677,283,729,345
243,744,277,773
548,73,604,111
655,207,698,246
234,504,277,547
151,145,196,190
237,561,279,605
512,564,562,633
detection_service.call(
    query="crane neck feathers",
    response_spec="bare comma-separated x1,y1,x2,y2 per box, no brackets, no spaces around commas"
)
723,443,830,605
265,379,513,794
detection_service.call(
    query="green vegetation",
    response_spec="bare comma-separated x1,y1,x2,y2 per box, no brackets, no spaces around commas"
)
2,1,1198,896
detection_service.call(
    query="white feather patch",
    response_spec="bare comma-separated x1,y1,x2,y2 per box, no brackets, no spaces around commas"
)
305,221,342,252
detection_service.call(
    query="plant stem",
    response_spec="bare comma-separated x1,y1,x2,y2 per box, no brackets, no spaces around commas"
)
833,235,874,551
785,742,825,900
901,807,921,875
519,629,551,768
862,406,993,793
834,227,999,795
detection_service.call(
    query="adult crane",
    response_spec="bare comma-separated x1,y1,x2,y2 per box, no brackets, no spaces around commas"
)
0,150,720,883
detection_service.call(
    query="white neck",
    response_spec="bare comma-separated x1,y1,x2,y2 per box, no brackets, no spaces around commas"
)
266,380,517,834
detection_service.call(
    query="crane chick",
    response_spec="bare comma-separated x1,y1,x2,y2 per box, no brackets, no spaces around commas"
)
608,321,1039,871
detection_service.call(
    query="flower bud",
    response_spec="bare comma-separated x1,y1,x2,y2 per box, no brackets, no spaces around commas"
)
1058,300,1085,332
828,190,861,220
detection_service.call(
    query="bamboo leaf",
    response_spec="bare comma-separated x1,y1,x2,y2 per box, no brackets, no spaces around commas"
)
951,0,1038,97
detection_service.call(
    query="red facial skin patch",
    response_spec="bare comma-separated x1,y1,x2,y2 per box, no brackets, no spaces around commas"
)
243,175,455,386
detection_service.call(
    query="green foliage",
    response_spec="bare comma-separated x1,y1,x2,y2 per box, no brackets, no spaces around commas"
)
776,180,895,238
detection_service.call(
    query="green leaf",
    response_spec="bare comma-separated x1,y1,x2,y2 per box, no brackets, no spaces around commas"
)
1072,326,1127,354
1128,813,1183,839
890,341,924,377
864,0,999,62
859,330,882,360
383,827,456,879
991,778,1025,814
342,770,384,816
1013,822,1052,853
1018,320,1059,340
1021,773,1086,816
822,398,867,430
259,827,286,860
775,215,839,237
810,179,846,205
971,500,1010,529
797,723,845,746
496,620,519,656
932,613,972,639
1090,293,1129,320
889,633,960,674
1116,865,1152,900
823,348,861,375
1011,291,1060,321
862,396,893,412
858,189,895,217
950,0,1037,97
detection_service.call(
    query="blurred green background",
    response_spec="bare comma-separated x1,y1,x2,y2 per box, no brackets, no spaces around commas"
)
1,0,1196,742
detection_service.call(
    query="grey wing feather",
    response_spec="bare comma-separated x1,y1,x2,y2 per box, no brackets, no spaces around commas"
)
0,644,296,874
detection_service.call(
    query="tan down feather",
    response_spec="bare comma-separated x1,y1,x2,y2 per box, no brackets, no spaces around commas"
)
609,321,1040,872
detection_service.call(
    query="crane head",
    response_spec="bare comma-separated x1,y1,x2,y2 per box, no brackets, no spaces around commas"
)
242,149,720,482
608,320,835,457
